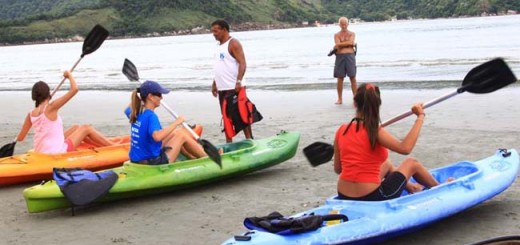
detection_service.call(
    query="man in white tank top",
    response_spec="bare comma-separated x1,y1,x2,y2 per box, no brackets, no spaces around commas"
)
211,19,253,143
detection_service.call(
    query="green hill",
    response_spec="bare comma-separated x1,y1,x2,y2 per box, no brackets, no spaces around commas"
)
0,0,518,44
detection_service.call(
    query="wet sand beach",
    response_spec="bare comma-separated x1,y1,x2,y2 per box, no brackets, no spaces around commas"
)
0,87,519,245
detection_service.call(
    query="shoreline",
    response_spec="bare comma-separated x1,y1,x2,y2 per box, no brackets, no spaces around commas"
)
1,81,518,93
0,22,311,47
2,14,519,47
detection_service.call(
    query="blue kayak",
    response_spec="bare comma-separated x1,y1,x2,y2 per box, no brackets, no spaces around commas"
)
222,149,519,245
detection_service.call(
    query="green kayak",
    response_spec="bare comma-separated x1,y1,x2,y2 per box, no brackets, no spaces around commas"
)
24,131,300,213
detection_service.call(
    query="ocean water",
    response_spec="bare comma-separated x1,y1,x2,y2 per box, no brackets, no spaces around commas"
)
0,15,518,91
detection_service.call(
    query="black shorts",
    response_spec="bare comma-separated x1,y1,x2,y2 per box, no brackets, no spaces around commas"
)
338,171,407,201
132,147,171,165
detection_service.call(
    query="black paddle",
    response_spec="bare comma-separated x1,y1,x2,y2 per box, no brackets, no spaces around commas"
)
0,25,109,158
121,58,222,168
468,235,520,245
51,24,109,96
0,140,15,158
304,58,517,167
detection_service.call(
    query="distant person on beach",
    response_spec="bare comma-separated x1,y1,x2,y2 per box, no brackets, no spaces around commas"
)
333,16,357,105
125,80,207,165
16,71,115,154
211,19,253,143
334,83,451,201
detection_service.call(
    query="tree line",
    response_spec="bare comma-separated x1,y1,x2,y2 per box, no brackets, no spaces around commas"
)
0,0,518,44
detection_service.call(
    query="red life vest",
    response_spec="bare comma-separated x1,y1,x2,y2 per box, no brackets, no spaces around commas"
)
221,88,262,139
238,88,255,124
221,96,237,139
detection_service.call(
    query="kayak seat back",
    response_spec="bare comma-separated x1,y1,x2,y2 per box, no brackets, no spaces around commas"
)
220,140,255,153
430,161,479,183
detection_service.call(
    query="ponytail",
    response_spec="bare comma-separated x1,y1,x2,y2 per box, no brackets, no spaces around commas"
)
129,89,143,124
353,83,381,149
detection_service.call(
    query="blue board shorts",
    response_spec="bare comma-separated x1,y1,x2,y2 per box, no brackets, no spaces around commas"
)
337,171,407,201
334,53,357,78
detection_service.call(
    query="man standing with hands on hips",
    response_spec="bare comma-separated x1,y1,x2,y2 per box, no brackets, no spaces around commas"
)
211,19,253,143
333,16,357,105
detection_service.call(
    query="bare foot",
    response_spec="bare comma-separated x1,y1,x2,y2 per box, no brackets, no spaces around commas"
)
335,100,342,105
446,177,455,183
406,182,424,194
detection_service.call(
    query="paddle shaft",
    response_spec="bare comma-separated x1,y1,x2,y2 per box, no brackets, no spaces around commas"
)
132,79,201,140
158,100,201,140
381,90,459,127
50,57,83,97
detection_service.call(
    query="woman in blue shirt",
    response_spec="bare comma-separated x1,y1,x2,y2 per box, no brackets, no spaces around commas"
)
125,80,207,164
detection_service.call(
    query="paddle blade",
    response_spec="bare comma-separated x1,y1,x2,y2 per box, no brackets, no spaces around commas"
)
460,58,517,94
0,141,16,158
122,58,140,81
198,139,222,168
303,142,334,167
81,24,109,57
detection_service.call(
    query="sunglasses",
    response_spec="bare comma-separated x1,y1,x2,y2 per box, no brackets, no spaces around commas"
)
151,93,162,98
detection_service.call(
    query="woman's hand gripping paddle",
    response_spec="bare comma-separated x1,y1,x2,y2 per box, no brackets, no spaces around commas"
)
122,59,222,168
0,25,109,158
304,58,517,167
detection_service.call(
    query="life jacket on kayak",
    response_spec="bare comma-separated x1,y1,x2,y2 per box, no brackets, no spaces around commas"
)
222,88,263,139
53,168,118,213
244,211,348,235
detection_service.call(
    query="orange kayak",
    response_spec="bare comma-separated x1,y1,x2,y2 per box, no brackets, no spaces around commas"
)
0,125,202,185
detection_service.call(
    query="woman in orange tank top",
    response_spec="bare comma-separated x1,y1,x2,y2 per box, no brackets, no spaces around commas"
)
334,83,442,201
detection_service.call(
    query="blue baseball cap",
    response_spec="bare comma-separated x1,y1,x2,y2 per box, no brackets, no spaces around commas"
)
139,80,170,99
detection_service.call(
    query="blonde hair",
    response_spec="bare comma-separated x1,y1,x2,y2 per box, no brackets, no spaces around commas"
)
338,17,349,24
129,89,143,124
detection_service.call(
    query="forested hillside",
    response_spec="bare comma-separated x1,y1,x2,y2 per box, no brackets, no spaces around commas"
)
0,0,104,20
0,0,518,44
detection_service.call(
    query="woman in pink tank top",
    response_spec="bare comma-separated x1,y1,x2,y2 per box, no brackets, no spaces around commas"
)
16,71,115,154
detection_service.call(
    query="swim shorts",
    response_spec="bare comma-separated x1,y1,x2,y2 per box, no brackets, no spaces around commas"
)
133,147,171,165
65,139,74,152
337,171,407,201
334,53,356,78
